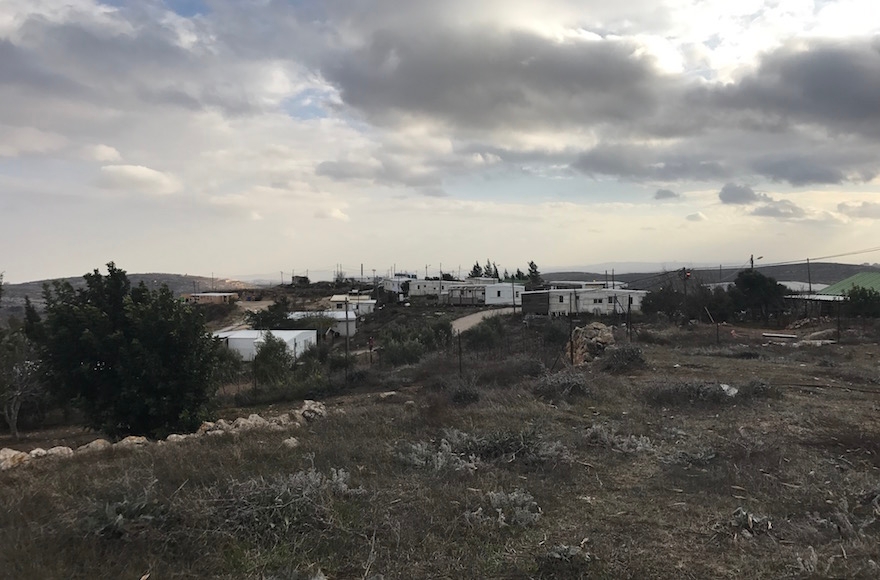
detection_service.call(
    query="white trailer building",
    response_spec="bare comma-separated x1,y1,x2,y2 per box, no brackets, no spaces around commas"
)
288,311,357,337
484,283,524,306
213,330,317,361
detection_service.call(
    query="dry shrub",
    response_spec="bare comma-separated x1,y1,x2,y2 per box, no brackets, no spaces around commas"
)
533,369,591,402
535,544,595,579
464,488,542,528
644,379,781,407
600,345,647,374
584,424,654,454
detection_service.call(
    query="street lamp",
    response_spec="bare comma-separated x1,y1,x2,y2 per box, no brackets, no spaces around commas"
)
750,255,763,270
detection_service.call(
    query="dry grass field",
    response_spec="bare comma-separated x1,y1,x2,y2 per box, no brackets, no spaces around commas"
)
2,318,880,579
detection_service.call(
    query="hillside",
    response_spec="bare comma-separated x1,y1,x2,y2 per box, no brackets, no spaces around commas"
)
546,262,880,290
0,273,254,322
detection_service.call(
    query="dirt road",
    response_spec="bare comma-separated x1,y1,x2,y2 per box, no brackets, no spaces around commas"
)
451,307,515,334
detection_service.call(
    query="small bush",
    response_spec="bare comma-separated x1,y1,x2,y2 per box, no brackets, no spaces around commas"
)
462,316,506,351
213,468,367,546
584,424,654,454
533,369,591,402
393,438,480,473
451,385,480,406
600,344,647,374
382,339,424,367
637,329,671,345
535,544,594,579
645,379,781,407
464,488,542,528
474,357,546,387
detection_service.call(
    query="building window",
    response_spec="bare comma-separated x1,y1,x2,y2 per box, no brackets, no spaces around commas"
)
497,291,502,297
593,298,602,304
628,296,633,305
559,296,564,303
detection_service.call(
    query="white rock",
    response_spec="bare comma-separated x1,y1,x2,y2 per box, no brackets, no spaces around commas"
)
77,439,112,454
269,413,291,426
165,434,189,443
0,449,30,470
29,448,48,458
206,429,227,437
282,437,300,449
378,391,399,401
404,400,417,412
248,414,269,428
46,446,74,458
232,417,255,431
197,421,215,434
116,435,149,448
299,400,327,422
215,419,233,431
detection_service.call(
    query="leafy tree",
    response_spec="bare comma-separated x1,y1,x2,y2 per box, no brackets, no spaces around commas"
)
253,332,294,386
514,268,527,281
729,269,788,322
441,273,456,281
0,330,46,440
468,262,483,278
247,296,293,329
33,263,224,438
527,261,543,286
641,284,683,318
502,268,510,281
846,286,880,318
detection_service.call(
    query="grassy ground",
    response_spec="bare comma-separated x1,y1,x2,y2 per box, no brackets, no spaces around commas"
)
2,319,880,578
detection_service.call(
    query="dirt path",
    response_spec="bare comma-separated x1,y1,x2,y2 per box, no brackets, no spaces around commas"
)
451,307,515,334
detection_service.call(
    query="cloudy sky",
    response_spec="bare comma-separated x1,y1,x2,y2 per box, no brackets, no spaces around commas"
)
2,0,880,282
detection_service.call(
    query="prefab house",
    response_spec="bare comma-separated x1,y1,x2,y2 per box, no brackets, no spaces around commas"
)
214,330,317,361
485,283,524,306
287,311,357,337
446,284,487,306
329,295,377,315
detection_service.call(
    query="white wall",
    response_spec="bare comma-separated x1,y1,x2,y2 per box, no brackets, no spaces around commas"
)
485,283,524,306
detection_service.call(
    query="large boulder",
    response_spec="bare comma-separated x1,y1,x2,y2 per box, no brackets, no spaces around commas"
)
298,400,327,422
116,435,149,448
0,448,30,470
77,439,112,454
565,322,615,365
29,448,48,459
46,446,74,458
248,414,269,429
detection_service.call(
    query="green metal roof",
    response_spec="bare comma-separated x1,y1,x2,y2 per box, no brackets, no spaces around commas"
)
818,272,880,296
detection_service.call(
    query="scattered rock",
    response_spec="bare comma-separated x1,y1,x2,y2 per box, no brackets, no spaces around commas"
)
0,449,30,470
165,434,189,443
378,391,400,402
29,448,48,459
300,400,327,422
232,417,255,431
269,413,292,427
806,328,837,341
282,437,300,449
116,435,149,448
197,421,215,434
77,439,112,454
404,400,417,412
206,429,227,437
248,414,269,428
215,419,233,431
46,446,74,458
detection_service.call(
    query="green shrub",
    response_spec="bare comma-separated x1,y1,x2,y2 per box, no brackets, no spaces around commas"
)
382,339,424,367
645,379,780,407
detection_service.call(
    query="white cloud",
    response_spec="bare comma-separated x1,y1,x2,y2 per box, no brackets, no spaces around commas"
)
686,211,707,221
314,207,350,222
88,144,122,162
97,164,181,195
0,126,67,156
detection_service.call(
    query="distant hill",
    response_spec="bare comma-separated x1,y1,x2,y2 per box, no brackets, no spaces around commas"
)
1,273,253,322
545,262,880,291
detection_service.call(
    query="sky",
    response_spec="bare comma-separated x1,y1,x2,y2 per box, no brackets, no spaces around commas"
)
1,0,880,283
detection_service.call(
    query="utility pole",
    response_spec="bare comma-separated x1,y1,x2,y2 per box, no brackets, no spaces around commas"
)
807,258,813,294
683,268,689,321
345,297,350,381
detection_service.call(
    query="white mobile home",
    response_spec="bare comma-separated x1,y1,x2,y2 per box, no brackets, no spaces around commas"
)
288,311,357,337
214,330,317,361
408,279,460,297
485,283,524,306
329,295,377,315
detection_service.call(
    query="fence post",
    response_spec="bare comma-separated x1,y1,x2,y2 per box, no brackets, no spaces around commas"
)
458,331,463,377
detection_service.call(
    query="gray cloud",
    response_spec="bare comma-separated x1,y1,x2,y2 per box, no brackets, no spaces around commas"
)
718,183,769,205
751,199,806,219
654,188,679,200
838,201,880,219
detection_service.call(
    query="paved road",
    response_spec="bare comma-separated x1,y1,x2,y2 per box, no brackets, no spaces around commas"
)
451,307,516,334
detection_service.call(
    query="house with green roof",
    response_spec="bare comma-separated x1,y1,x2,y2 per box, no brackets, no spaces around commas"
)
818,272,880,297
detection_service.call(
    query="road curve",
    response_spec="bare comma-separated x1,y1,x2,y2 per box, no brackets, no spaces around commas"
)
451,307,516,334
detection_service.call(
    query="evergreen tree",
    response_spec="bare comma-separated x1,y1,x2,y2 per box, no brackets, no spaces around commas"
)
468,262,483,278
33,263,224,438
527,261,543,286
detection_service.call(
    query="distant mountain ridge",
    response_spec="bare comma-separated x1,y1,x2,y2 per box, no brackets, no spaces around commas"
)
544,262,880,290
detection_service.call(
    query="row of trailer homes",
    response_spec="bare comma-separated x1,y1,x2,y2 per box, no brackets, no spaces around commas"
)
383,275,648,315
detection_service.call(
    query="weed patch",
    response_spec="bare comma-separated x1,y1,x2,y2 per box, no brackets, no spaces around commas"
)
533,369,591,402
645,379,781,407
464,488,542,528
600,345,647,374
